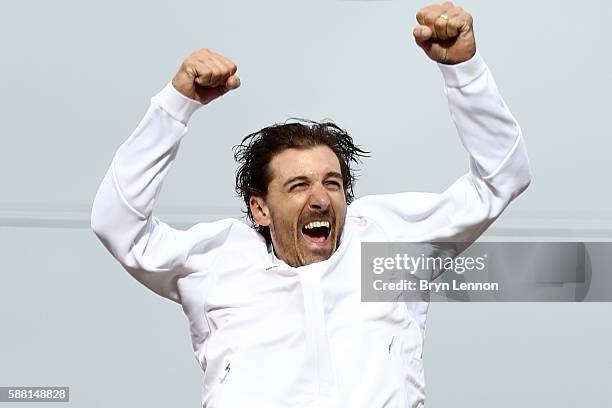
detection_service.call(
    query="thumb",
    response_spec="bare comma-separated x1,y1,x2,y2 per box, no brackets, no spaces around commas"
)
413,25,432,45
224,75,241,91
205,75,240,103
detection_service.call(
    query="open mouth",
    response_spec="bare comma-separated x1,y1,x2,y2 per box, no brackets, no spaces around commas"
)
301,220,331,244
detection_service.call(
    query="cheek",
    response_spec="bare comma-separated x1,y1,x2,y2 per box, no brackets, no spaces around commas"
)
332,194,347,215
269,204,300,234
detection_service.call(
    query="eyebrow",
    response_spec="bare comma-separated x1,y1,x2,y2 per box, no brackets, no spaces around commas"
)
283,172,343,188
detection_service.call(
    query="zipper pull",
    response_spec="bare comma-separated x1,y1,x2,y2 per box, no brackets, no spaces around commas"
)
220,363,231,383
388,336,395,354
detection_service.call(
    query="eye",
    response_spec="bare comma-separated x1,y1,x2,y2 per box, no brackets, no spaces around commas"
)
290,182,308,192
325,180,342,190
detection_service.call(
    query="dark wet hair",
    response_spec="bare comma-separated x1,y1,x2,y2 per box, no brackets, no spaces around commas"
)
233,118,369,244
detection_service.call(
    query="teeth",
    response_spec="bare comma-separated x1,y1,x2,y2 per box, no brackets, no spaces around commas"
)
304,221,330,230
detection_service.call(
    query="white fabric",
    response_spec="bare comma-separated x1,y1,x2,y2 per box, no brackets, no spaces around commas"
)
91,52,531,408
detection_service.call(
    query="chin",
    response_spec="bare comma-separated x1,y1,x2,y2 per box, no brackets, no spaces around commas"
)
297,227,339,266
300,247,335,265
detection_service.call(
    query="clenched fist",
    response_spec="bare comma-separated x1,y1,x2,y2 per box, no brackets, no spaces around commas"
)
172,48,241,105
413,2,476,65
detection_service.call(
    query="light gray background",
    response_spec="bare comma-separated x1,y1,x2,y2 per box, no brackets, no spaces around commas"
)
1,0,610,407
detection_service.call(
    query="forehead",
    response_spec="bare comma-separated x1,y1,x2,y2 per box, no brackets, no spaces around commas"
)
268,146,341,181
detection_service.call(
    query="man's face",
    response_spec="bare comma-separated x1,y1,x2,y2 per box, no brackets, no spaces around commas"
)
251,146,347,267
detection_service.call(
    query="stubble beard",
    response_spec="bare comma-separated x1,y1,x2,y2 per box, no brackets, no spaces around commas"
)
270,211,345,268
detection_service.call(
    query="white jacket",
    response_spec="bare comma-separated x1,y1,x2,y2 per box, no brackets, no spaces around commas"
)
91,52,531,408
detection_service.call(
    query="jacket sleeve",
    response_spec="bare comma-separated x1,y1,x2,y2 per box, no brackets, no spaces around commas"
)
348,52,531,244
90,83,239,303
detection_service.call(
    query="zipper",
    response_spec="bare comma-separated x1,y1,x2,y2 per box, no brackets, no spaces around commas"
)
220,362,231,383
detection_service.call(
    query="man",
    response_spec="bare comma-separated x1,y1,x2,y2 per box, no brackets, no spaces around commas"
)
91,2,530,407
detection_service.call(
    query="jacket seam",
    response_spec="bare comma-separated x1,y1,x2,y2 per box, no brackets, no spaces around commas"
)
151,98,184,126
111,159,147,220
481,133,523,180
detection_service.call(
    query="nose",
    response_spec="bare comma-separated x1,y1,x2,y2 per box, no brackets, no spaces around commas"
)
308,183,331,211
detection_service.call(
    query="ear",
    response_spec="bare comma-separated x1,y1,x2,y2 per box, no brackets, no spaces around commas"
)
249,196,271,227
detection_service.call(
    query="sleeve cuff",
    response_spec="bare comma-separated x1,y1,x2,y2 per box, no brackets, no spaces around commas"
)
437,51,487,88
151,82,203,125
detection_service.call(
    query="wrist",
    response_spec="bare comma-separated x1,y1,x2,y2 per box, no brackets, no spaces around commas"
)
152,82,203,125
437,51,486,88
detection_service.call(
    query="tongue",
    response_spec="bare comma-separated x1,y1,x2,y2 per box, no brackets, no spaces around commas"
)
304,228,327,243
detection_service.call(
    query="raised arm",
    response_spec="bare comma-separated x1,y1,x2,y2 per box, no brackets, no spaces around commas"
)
90,49,242,302
348,3,531,246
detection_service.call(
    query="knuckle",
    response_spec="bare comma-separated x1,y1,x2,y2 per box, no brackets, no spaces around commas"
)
203,67,214,78
221,63,233,74
418,7,432,18
198,48,212,58
182,62,196,76
200,72,212,84
209,67,221,79
195,61,208,74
